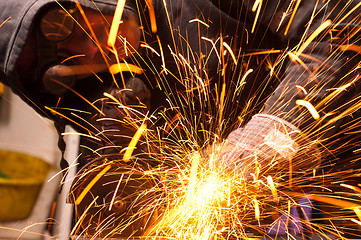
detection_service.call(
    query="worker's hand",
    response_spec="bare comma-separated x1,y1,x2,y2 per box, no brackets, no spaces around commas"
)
95,77,152,155
218,114,321,178
110,77,151,108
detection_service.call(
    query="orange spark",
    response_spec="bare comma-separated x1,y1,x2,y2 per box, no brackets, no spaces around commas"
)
44,79,104,116
253,196,260,221
122,123,147,162
296,99,320,120
236,69,253,92
333,1,361,28
156,35,167,74
201,36,222,63
109,174,124,211
267,176,279,204
339,44,361,54
218,83,226,135
189,18,210,28
223,42,237,65
296,85,308,95
108,63,143,75
241,49,281,57
145,0,157,33
340,183,361,194
108,0,126,47
75,166,111,205
0,17,11,28
75,2,108,62
251,0,263,33
296,20,332,57
62,132,101,142
288,52,313,74
284,0,301,36
353,207,361,222
276,12,287,32
45,106,101,132
60,54,86,64
141,43,161,56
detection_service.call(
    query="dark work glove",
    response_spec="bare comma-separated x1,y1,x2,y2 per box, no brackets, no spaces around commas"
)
94,77,152,156
218,114,321,178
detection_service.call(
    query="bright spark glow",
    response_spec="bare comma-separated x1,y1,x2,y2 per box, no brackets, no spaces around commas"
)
295,99,320,119
296,19,332,56
108,63,143,74
189,18,210,28
145,0,157,33
222,41,237,65
284,0,301,36
122,123,147,162
251,0,263,33
107,0,126,47
75,167,111,205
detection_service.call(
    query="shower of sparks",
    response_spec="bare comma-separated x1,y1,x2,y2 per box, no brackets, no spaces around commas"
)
65,0,361,237
4,0,361,239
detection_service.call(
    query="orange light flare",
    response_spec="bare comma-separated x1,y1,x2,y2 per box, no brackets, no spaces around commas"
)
284,0,302,36
107,0,126,47
295,19,332,57
251,0,263,33
267,175,279,204
295,99,320,120
145,0,157,33
122,122,148,162
146,160,239,239
0,16,11,28
75,165,111,205
142,140,306,240
108,62,143,75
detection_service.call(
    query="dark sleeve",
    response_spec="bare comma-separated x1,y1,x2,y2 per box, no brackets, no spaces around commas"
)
261,1,361,140
214,0,361,148
211,0,319,41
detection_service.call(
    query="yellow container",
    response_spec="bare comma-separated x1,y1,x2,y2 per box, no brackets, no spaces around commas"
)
0,150,53,221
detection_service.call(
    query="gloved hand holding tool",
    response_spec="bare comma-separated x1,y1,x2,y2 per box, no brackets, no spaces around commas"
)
219,114,321,181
